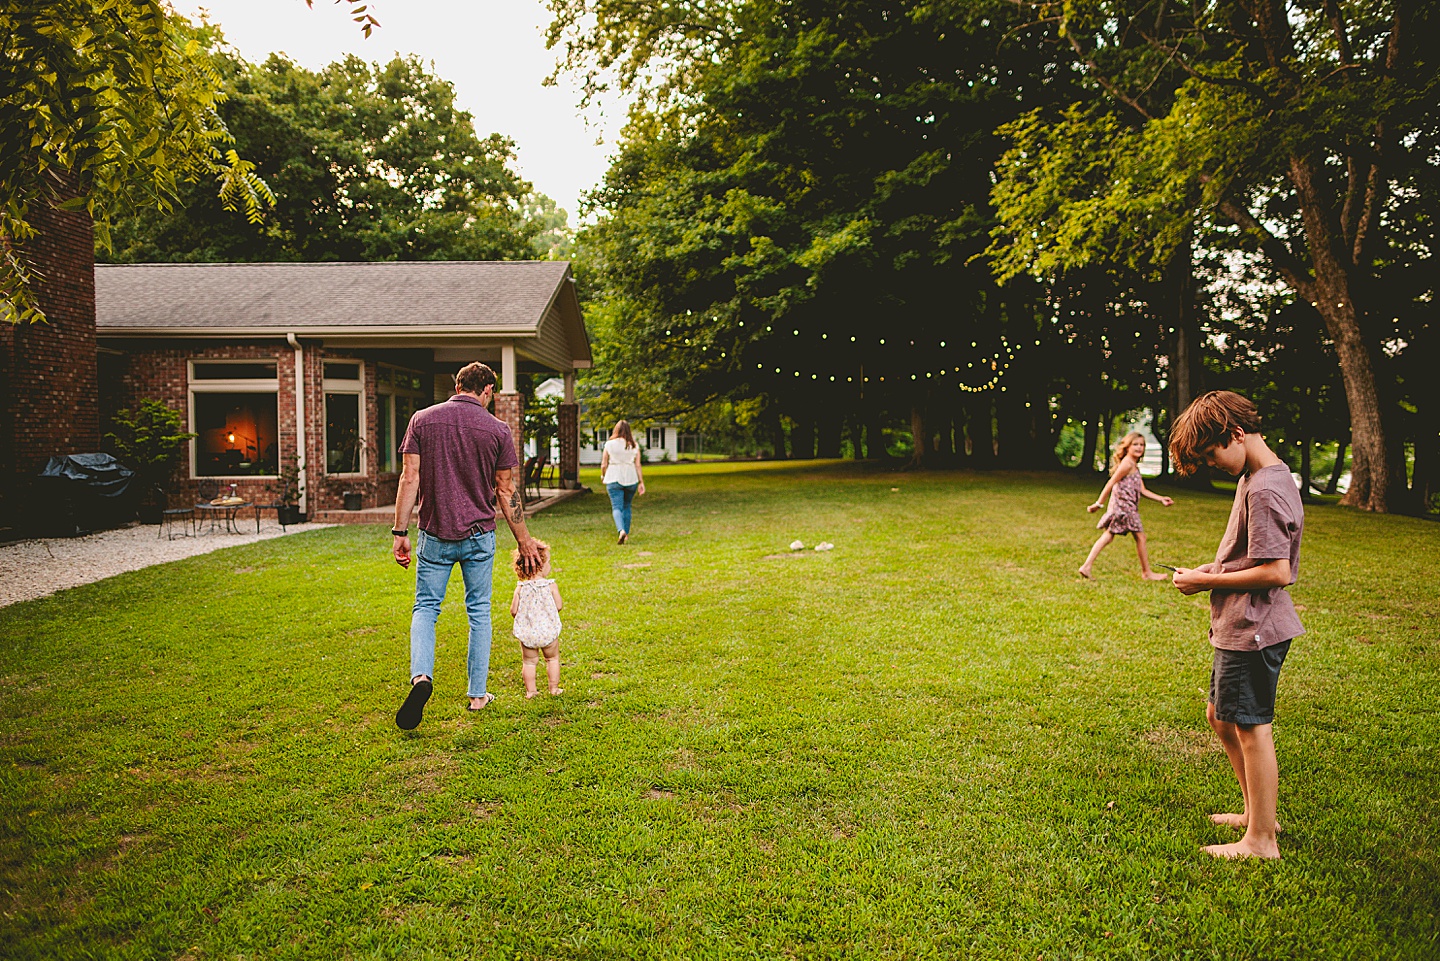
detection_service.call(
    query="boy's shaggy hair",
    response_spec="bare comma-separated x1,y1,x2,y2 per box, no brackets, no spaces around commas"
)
1169,390,1263,475
512,539,550,579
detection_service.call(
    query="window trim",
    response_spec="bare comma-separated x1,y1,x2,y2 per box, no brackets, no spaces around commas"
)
187,361,280,479
323,361,367,478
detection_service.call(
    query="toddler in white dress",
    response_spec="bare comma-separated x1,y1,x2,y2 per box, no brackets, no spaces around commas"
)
509,539,563,698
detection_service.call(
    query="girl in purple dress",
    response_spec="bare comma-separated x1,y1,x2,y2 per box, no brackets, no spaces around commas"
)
1079,432,1175,580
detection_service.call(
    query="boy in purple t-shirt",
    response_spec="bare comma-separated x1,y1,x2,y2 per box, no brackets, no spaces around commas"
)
1169,391,1304,861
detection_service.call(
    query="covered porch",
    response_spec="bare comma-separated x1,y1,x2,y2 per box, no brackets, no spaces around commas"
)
94,261,592,520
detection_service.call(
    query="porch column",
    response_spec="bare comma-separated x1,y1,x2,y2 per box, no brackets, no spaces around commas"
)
500,343,518,392
493,392,525,473
559,370,579,489
494,341,524,469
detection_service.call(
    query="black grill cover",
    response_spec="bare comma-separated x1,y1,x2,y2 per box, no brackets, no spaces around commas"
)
35,453,138,535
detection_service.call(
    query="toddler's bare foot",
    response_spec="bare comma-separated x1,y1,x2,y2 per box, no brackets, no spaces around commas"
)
1142,571,1169,581
524,691,538,700
550,687,563,696
1210,812,1284,833
1078,567,1093,579
1201,838,1280,860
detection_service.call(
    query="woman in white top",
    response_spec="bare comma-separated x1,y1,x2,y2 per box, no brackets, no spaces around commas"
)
599,419,646,544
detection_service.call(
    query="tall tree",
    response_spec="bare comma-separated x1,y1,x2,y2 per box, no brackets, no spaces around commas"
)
989,0,1440,511
106,48,544,264
554,0,1086,464
0,0,378,321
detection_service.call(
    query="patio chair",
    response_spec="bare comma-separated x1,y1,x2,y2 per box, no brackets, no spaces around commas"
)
522,456,543,500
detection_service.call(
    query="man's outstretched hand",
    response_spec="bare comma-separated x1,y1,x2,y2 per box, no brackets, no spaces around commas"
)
514,535,542,577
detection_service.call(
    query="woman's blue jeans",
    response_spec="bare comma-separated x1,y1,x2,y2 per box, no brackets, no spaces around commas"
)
410,529,495,697
606,482,638,533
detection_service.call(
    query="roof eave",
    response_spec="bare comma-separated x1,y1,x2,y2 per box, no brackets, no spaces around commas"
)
95,325,541,338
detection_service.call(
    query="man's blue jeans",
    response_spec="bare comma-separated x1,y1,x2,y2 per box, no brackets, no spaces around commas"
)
606,482,638,533
410,529,495,697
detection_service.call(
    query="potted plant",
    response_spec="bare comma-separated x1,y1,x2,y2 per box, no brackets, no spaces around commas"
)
267,455,305,525
104,399,196,523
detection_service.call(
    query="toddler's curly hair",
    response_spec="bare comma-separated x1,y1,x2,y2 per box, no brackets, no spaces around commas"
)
1169,390,1262,475
512,539,550,579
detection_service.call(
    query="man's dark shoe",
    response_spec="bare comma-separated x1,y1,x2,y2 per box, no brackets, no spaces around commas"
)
395,678,433,730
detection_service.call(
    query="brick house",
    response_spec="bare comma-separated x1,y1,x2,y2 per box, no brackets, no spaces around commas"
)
92,261,591,517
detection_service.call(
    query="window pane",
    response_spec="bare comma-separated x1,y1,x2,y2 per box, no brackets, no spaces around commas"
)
377,394,393,472
324,362,360,381
326,393,362,473
396,396,417,447
194,393,279,476
193,362,276,380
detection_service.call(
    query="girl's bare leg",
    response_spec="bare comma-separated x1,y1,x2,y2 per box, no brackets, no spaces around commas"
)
521,645,540,698
1135,531,1167,580
1078,531,1114,578
543,641,562,695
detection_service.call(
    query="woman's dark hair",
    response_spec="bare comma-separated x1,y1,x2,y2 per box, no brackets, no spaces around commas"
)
612,419,636,449
455,362,497,395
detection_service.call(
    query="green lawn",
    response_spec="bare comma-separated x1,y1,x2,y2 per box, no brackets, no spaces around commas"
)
3,462,1437,959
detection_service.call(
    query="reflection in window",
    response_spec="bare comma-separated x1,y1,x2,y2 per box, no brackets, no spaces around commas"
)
194,393,279,476
326,393,362,473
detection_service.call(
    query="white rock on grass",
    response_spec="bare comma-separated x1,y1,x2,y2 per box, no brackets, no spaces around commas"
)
814,542,834,551
789,539,805,551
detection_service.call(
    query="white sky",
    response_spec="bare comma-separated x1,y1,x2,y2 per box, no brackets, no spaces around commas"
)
178,0,626,220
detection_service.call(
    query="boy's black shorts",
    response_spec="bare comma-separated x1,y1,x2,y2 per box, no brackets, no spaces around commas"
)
1210,640,1291,727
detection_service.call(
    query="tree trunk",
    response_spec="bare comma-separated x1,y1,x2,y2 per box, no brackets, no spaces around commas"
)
1167,233,1203,417
934,409,953,461
909,404,928,468
846,412,864,459
1300,434,1313,500
1326,433,1349,495
767,409,789,460
1079,415,1099,474
966,397,994,468
865,409,887,460
816,411,842,459
1286,155,1393,511
1101,412,1112,472
792,414,815,460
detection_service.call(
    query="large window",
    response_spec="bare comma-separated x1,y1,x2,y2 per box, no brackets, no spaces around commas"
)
189,361,280,477
375,364,428,473
324,361,365,475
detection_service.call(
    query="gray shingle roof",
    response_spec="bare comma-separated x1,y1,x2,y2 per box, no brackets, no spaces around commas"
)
94,261,572,331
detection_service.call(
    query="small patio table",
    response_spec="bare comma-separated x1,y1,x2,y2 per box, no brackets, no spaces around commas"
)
195,501,252,534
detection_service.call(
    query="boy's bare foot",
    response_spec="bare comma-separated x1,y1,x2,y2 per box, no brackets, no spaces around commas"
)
1210,812,1284,833
550,688,563,696
1141,571,1169,581
1077,567,1093,579
524,691,538,699
1201,838,1280,860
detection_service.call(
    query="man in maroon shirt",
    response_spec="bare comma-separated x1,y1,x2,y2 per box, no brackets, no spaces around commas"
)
390,362,541,729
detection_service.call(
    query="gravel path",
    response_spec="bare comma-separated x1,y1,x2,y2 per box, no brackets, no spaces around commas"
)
0,520,334,607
